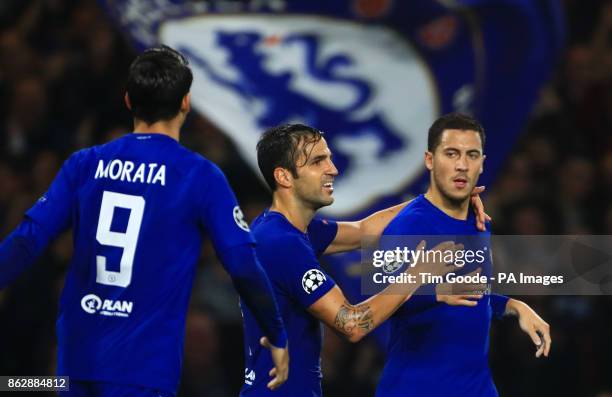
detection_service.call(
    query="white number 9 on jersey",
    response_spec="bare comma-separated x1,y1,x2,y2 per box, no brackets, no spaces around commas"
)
95,191,145,287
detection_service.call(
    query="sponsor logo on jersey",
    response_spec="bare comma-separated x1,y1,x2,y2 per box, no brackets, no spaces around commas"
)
302,269,326,294
81,293,134,318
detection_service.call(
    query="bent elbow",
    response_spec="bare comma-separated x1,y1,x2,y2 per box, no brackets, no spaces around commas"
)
345,332,365,343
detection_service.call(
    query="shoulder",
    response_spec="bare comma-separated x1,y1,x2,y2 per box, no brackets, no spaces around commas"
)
254,219,315,257
384,196,434,235
179,154,231,198
186,154,226,180
60,147,97,175
254,219,307,250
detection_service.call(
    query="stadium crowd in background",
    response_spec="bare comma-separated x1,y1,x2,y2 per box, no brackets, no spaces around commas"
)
0,0,611,396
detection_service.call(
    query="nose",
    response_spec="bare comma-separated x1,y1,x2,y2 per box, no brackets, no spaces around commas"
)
327,159,339,176
455,155,468,172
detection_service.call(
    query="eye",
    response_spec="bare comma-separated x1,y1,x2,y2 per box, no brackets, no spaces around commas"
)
469,152,480,159
445,151,457,158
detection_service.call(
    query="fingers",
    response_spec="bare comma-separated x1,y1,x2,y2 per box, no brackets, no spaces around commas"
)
536,323,552,357
416,240,426,251
527,328,543,357
452,298,479,307
267,375,283,390
471,186,486,195
267,363,288,390
543,329,552,357
431,240,457,253
470,186,491,232
266,341,289,390
455,294,482,306
536,342,545,358
439,294,482,306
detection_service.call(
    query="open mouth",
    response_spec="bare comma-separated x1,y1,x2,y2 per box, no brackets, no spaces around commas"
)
453,177,468,189
323,182,334,192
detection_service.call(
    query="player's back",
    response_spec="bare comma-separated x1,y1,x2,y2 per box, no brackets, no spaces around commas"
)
32,133,225,393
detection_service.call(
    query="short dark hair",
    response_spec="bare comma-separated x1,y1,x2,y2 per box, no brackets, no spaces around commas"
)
428,112,485,152
126,45,193,124
256,124,324,191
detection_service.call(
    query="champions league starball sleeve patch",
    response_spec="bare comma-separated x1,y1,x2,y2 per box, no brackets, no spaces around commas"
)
301,268,327,294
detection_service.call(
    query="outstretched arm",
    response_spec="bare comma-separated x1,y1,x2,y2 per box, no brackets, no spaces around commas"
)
1,152,81,289
324,186,491,255
0,218,52,289
309,241,461,342
323,202,408,255
308,285,409,343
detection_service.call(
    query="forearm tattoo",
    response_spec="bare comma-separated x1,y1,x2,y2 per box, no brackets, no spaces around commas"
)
334,301,374,336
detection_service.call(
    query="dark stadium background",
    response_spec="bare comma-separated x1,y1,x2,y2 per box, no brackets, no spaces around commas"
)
0,0,611,396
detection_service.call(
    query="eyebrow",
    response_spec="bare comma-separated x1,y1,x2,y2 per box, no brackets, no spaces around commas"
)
309,154,328,163
442,147,482,154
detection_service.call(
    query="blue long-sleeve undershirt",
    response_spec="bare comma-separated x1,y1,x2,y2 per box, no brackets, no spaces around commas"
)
0,217,51,290
218,243,287,348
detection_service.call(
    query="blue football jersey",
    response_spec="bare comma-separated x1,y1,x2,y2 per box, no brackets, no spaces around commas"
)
240,210,337,397
376,194,507,397
25,133,254,393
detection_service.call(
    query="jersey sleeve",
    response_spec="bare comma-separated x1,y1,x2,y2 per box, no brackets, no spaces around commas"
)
0,218,53,289
198,163,255,252
276,237,336,309
217,243,287,348
490,293,509,319
25,150,82,238
307,217,338,256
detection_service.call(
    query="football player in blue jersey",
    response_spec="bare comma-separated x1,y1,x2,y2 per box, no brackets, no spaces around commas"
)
0,45,289,397
239,123,490,397
377,113,551,397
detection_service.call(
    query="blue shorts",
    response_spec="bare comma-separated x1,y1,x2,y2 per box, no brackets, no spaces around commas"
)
60,380,174,397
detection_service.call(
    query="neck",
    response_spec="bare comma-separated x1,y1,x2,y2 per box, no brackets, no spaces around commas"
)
269,191,317,233
425,183,470,220
133,118,183,141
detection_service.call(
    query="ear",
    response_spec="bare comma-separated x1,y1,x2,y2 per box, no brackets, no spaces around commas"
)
273,167,292,189
124,92,132,110
479,154,486,175
424,151,434,171
181,92,191,113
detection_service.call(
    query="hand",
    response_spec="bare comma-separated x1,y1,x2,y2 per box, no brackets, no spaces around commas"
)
408,240,464,278
470,186,491,232
506,299,551,358
435,268,484,307
260,337,289,390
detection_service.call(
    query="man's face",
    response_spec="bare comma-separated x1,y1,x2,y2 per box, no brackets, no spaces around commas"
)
293,137,338,210
426,129,485,203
